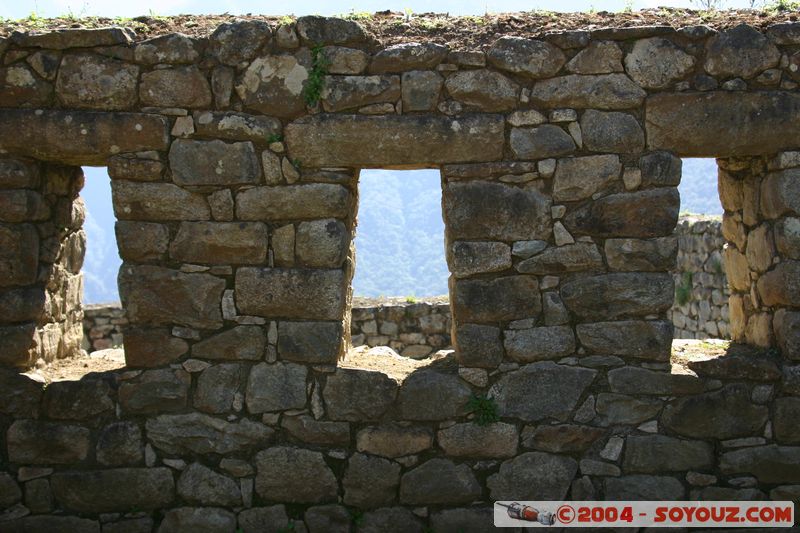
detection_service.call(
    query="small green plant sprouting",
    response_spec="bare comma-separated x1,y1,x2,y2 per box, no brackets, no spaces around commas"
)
278,15,296,25
341,9,373,20
349,509,365,526
267,133,283,144
403,7,414,22
303,44,329,106
405,295,418,304
276,521,295,533
467,394,500,426
623,0,635,12
674,271,694,306
764,0,800,11
291,158,302,169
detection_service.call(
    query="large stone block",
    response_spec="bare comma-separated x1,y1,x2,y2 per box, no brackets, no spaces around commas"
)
277,321,342,363
255,446,338,503
704,24,780,79
7,420,90,464
246,362,308,413
343,453,400,508
775,218,800,259
0,223,38,286
399,459,481,505
295,219,349,268
369,42,448,73
595,393,661,426
0,109,169,166
452,275,541,323
209,20,272,66
236,184,352,221
661,384,769,439
775,310,800,360
444,181,551,241
449,241,511,278
503,326,576,362
608,366,704,395
454,323,504,368
356,425,433,458
0,189,48,222
0,64,52,107
530,74,646,109
604,237,678,271
115,221,169,262
487,452,577,500
282,415,350,447
437,422,518,458
491,361,596,422
177,463,240,507
193,111,282,142
170,221,267,264
236,53,309,118
0,158,40,189
624,37,695,89
55,53,139,109
757,261,800,307
134,33,202,64
51,468,174,513
235,267,345,320
444,69,519,111
646,92,800,157
623,435,713,473
146,413,273,455
96,421,143,467
0,369,42,417
321,75,400,112
605,475,685,500
285,114,505,167
576,320,672,361
191,326,266,361
11,27,135,49
118,368,191,415
43,379,114,420
761,169,800,218
169,139,259,186
194,363,247,414
509,125,576,159
401,70,443,112
580,110,644,153
323,368,398,421
159,508,236,533
0,323,37,368
112,181,210,221
396,370,472,421
516,243,604,274
719,445,800,484
119,265,224,329
122,327,188,368
561,273,673,320
296,16,368,46
358,507,425,533
640,151,682,187
487,36,566,78
140,66,212,108
563,188,680,238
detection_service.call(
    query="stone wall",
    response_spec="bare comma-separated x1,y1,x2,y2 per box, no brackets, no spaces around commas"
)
82,303,127,351
669,216,731,340
0,17,799,532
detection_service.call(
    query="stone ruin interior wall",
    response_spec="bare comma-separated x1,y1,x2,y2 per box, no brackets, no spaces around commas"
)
0,16,799,532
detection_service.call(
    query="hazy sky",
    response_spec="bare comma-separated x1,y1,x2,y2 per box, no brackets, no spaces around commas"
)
2,0,757,21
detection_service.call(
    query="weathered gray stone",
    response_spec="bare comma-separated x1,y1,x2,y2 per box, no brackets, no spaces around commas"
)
146,413,273,455
119,368,190,415
774,397,800,444
0,189,47,223
0,370,42,418
0,109,169,166
134,33,201,64
605,475,685,500
605,237,677,271
177,463,240,507
0,64,52,107
705,24,780,79
662,384,769,439
438,422,518,458
210,20,271,66
10,516,100,532
401,70,442,111
397,369,471,421
608,366,704,395
595,393,661,425
343,453,400,508
487,36,565,78
566,40,623,74
523,424,605,453
295,219,348,268
775,310,800,360
8,420,90,464
0,473,21,508
775,218,800,259
553,154,621,201
282,415,350,447
687,353,781,381
757,261,800,307
55,53,138,109
561,273,673,320
0,224,38,288
193,111,282,142
158,507,236,533
510,125,576,159
761,169,800,218
169,139,259,186
444,69,519,111
452,275,541,323
115,222,169,263
0,158,40,188
430,507,495,533
517,243,604,275
504,326,576,362
624,435,713,473
285,113,504,167
400,459,481,505
321,75,400,112
236,52,308,118
450,241,511,277
720,445,800,484
235,268,344,320
119,265,224,329
12,27,134,49
51,468,174,513
580,110,644,153
445,181,551,242
359,507,424,533
577,320,672,361
488,452,577,500
296,16,368,46
646,92,800,157
322,46,369,74
491,361,596,422
191,326,266,361
356,425,433,458
370,43,448,72
625,37,695,88
246,362,307,413
530,74,646,109
43,378,114,420
170,221,267,264
236,184,352,220
95,421,142,467
277,321,342,364
255,446,338,503
107,154,164,181
564,188,680,238
324,368,397,421
640,151,682,186
304,505,350,533
194,363,246,414
112,181,210,221
140,66,212,108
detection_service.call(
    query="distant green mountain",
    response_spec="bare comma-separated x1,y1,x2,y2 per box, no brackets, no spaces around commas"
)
79,159,722,303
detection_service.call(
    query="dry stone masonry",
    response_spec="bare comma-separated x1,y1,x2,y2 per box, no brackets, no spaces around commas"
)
0,16,800,532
